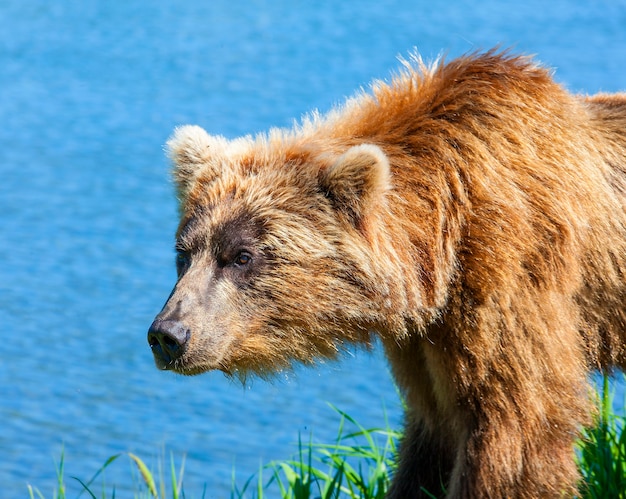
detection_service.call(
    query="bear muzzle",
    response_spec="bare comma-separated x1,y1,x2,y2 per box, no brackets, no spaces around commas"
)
147,319,191,370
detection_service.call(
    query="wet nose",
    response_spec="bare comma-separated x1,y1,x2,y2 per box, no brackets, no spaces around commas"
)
147,319,190,369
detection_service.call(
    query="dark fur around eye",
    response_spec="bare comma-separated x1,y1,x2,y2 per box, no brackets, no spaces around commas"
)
175,250,191,276
223,248,265,289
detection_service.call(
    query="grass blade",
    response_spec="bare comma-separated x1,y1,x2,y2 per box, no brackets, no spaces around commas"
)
75,453,121,497
128,452,158,498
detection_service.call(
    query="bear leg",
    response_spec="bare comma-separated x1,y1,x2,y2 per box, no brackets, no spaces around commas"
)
387,417,453,499
445,408,582,498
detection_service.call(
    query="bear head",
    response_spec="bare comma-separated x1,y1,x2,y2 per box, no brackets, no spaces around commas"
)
147,125,406,379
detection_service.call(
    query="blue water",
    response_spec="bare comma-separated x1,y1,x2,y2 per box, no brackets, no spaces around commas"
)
1,1,625,497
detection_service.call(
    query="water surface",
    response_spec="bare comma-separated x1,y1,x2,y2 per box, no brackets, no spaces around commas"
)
1,1,625,496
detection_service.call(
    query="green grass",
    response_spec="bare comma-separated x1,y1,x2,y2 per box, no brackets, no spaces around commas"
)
577,374,626,498
29,376,626,499
27,452,187,499
231,406,401,499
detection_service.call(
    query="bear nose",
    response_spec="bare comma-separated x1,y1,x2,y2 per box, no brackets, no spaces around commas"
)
147,319,190,369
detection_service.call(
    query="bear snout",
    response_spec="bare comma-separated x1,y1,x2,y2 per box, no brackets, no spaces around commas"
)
147,319,190,370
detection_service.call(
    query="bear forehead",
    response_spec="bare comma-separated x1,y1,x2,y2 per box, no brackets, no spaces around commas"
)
179,170,331,237
184,156,326,216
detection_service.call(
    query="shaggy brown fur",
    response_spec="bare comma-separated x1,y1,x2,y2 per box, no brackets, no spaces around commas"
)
148,51,626,498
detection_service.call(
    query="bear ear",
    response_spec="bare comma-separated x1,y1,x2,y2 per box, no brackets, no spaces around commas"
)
319,144,391,228
166,125,228,202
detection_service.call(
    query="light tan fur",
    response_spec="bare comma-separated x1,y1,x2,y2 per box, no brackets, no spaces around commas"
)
150,51,626,498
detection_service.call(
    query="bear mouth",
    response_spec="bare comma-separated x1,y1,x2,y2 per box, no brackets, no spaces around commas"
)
149,345,223,376
149,341,177,371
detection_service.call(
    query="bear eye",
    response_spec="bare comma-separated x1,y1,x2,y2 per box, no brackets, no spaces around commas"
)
176,250,191,276
233,251,252,267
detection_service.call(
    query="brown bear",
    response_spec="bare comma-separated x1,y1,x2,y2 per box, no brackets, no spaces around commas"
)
147,50,626,498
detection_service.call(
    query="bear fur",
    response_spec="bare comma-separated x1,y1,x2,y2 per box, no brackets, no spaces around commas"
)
148,51,626,498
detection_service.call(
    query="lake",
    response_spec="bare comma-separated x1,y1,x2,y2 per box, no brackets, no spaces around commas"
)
1,0,625,496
